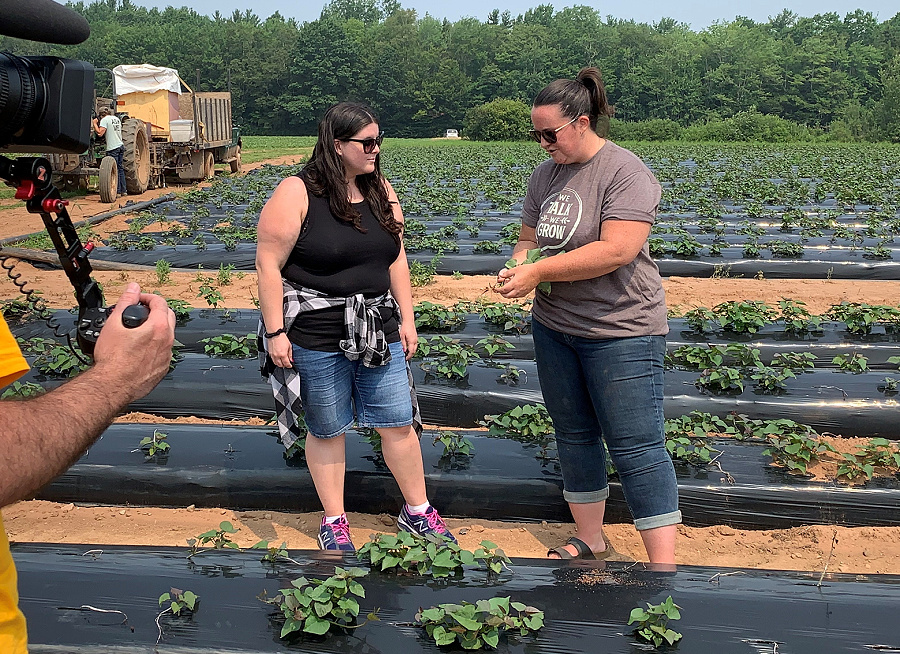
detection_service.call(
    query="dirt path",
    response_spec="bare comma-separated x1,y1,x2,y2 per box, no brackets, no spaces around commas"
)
4,501,897,574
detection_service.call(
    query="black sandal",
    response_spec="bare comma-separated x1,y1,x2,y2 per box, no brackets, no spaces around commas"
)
547,533,631,561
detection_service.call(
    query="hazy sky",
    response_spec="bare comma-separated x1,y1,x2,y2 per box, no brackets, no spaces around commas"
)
136,0,898,28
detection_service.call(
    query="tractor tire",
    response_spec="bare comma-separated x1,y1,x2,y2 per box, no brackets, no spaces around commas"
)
98,156,118,203
229,147,241,174
122,118,150,194
204,151,215,180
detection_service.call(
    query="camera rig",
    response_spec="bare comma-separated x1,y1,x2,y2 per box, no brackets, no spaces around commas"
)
0,155,147,356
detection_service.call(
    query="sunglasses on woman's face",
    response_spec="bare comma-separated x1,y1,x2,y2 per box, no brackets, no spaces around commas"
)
342,131,384,154
528,116,579,145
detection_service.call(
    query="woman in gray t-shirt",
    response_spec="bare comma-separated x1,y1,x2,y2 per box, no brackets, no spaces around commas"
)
497,67,681,564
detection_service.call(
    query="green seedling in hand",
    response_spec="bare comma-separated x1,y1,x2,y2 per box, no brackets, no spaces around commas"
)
504,248,551,294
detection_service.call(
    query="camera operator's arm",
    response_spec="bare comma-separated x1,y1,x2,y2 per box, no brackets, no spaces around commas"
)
0,283,174,508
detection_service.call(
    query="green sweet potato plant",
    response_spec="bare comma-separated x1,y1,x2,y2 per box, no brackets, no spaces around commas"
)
416,596,543,650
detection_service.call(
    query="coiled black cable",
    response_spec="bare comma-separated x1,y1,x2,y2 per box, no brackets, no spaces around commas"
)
0,248,91,364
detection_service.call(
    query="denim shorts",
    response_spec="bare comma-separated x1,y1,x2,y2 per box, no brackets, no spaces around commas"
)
532,319,681,531
291,341,413,439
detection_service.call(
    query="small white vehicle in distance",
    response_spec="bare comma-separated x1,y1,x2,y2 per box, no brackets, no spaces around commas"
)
445,129,460,138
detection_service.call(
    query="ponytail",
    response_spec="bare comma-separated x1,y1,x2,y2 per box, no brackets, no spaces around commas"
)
533,66,614,136
576,67,613,136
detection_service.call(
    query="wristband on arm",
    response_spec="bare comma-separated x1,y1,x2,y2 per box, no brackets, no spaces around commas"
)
264,327,286,338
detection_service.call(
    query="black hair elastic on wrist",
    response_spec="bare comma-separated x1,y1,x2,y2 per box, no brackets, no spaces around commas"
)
264,327,286,338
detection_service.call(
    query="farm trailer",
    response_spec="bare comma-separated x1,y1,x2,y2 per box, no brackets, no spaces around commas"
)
146,88,242,189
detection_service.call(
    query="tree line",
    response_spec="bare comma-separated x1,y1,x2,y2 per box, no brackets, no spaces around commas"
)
3,0,900,140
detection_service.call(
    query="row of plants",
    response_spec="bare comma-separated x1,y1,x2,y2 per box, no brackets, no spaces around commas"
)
403,213,900,259
137,423,474,468
8,296,891,348
681,300,900,335
417,298,900,338
155,525,539,647
668,343,900,393
655,208,896,230
145,513,681,649
648,237,899,261
479,404,900,482
19,297,900,368
118,404,900,485
41,420,897,530
102,208,900,263
97,163,301,252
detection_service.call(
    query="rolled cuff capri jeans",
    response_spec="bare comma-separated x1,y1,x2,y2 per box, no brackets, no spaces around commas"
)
532,319,681,531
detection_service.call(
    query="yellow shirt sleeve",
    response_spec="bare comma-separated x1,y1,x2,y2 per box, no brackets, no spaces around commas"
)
0,315,29,390
0,316,28,654
0,516,28,654
0,319,29,650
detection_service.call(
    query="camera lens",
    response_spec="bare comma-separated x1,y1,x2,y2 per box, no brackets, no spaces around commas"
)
0,55,91,153
0,53,48,145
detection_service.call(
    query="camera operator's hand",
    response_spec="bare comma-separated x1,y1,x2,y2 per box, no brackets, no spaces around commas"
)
92,283,175,403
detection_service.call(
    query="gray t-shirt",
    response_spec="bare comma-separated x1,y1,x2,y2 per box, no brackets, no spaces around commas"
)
522,141,668,339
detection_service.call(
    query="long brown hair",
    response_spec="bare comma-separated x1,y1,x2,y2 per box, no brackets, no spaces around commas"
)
533,67,614,137
301,102,399,237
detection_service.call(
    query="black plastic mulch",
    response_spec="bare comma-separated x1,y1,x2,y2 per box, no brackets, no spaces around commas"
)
36,425,900,528
10,346,900,438
15,544,900,653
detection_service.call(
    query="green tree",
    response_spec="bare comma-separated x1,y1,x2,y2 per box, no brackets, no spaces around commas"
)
286,16,362,133
698,21,781,119
873,55,900,141
463,98,531,140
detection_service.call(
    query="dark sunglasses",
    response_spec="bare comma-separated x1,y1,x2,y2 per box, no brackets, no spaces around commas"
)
528,116,579,144
342,131,384,154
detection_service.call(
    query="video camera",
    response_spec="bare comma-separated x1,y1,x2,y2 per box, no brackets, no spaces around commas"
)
0,0,94,154
0,53,94,154
0,0,146,354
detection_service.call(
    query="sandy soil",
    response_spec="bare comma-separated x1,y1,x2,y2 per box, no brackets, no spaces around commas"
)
4,502,898,574
3,156,899,573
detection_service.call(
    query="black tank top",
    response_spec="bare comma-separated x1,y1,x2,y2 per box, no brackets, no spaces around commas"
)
282,175,402,351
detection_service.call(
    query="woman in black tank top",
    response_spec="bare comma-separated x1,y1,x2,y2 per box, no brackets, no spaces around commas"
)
255,102,456,551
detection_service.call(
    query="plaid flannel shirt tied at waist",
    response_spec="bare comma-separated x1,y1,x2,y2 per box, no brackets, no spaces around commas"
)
258,280,422,449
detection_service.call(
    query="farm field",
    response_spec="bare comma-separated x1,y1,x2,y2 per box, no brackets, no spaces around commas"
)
2,139,900,579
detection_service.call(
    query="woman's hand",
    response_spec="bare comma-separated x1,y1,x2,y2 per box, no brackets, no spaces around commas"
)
400,322,419,360
495,263,541,299
267,333,293,368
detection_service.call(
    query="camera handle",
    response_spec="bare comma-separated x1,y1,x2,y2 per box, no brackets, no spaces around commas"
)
0,155,148,355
